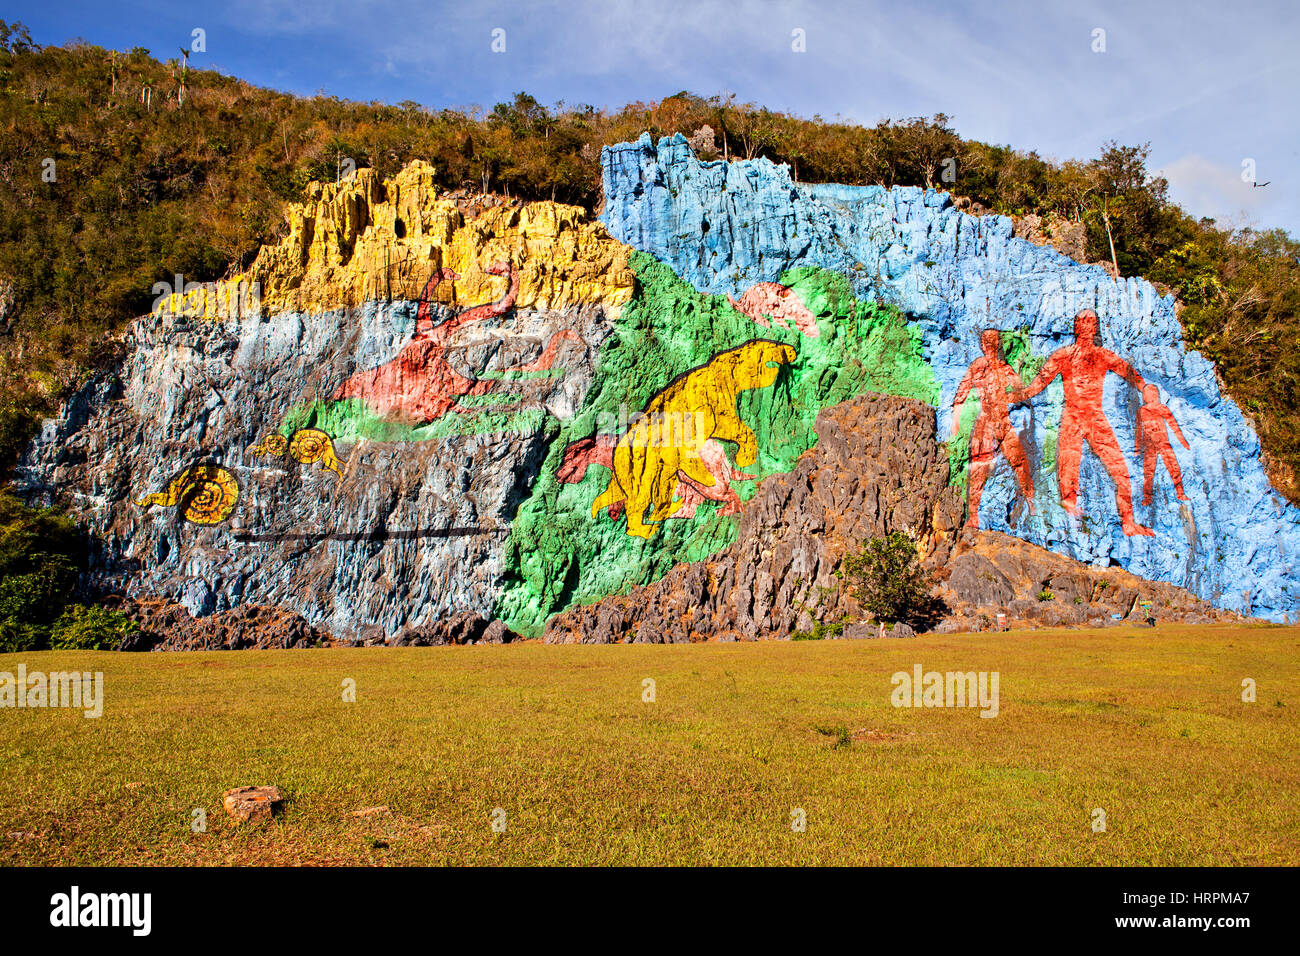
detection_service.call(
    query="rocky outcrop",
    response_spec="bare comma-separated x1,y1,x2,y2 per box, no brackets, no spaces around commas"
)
390,612,519,646
121,599,327,650
936,530,1234,630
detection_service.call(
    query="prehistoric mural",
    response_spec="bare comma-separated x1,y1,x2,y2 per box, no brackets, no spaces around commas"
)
573,339,796,539
136,464,240,526
950,328,1035,530
26,139,1300,638
328,261,584,428
1136,384,1190,507
950,308,1184,537
251,428,345,480
727,283,819,338
603,133,1300,620
1015,308,1154,537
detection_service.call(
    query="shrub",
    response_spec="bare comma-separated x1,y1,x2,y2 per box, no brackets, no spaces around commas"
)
790,618,847,641
49,604,139,651
838,533,944,629
0,492,84,651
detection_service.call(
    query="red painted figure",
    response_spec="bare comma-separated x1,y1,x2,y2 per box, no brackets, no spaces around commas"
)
951,328,1034,530
1017,309,1153,536
1137,383,1190,506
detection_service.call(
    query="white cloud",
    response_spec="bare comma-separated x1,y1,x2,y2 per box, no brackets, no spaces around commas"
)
1160,154,1269,228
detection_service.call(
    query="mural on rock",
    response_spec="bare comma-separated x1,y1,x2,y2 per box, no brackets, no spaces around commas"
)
951,308,1179,538
727,283,820,337
600,133,1300,620
584,339,796,539
494,255,938,634
251,429,345,480
950,328,1035,530
15,138,1300,637
1136,384,1190,507
1016,308,1153,537
136,463,240,526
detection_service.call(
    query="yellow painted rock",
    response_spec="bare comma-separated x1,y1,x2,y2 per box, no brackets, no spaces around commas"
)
154,161,635,320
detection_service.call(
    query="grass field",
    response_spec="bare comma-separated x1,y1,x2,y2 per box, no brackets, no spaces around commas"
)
1,624,1296,866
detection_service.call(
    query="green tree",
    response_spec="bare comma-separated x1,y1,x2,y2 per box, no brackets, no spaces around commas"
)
838,533,942,629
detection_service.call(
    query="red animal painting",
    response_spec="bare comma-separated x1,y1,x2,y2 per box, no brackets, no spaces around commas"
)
332,262,577,425
728,282,819,337
951,329,1034,530
1136,383,1190,506
1017,309,1153,536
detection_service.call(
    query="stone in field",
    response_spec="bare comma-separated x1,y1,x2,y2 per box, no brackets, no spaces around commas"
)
223,786,283,823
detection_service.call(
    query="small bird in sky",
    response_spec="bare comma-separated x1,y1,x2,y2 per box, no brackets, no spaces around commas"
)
1252,181,1271,188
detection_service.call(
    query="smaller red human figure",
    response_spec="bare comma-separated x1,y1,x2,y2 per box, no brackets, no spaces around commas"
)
1136,383,1190,506
951,328,1035,530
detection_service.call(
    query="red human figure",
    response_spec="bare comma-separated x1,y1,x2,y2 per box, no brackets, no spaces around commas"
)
1136,383,1190,506
951,329,1035,530
332,262,519,424
1017,309,1153,536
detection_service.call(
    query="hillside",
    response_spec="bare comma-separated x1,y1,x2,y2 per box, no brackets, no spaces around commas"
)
1,25,1298,494
2,24,1299,644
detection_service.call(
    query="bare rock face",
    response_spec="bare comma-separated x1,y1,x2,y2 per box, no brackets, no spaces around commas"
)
222,786,283,824
121,599,327,651
935,530,1236,630
544,393,965,643
390,612,519,646
1012,213,1093,269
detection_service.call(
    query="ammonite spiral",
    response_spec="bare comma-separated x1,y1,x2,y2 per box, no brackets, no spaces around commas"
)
249,428,343,479
136,463,240,525
251,433,288,458
287,428,344,479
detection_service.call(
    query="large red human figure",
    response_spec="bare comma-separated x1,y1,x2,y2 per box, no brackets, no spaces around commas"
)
1136,383,1190,506
1017,309,1153,536
951,329,1035,530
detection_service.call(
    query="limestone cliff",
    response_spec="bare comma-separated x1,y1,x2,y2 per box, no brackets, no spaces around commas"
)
154,160,634,319
14,140,1300,639
601,134,1300,621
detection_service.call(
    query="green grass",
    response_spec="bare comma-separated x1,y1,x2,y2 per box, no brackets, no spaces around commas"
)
0,624,1296,865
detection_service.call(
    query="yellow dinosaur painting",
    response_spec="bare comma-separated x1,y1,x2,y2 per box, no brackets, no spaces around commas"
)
591,339,797,538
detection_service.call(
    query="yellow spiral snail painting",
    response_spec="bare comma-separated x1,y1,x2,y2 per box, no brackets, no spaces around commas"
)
136,463,240,525
252,427,343,479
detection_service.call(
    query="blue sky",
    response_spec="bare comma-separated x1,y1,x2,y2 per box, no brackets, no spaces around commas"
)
13,0,1298,233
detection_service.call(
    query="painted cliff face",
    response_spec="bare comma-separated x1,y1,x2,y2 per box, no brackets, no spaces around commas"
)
17,141,1300,636
600,133,1300,622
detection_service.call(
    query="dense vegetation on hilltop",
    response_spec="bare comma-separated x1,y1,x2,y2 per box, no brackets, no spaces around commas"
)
0,21,1297,543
